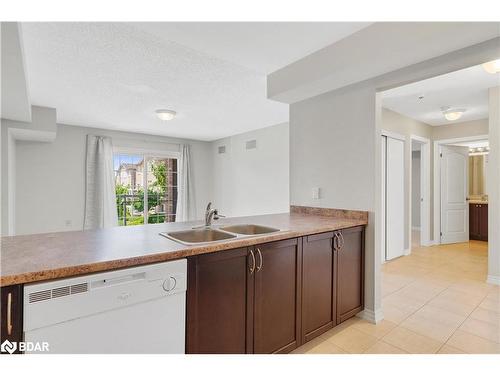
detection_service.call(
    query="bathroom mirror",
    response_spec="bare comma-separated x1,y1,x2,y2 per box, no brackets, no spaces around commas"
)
469,154,488,198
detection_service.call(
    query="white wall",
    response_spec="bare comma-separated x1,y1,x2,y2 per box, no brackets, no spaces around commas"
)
411,150,421,228
211,122,289,217
14,123,213,235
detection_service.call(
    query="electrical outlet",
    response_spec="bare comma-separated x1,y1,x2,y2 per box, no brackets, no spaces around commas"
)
312,187,320,200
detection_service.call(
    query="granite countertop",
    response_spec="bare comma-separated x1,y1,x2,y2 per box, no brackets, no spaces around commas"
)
0,207,368,286
469,200,488,204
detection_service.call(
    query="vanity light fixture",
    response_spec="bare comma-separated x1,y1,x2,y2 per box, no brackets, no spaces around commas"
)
482,59,500,74
441,106,466,121
155,109,177,121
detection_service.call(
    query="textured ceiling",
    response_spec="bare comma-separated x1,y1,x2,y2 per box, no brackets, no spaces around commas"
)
21,22,370,141
382,64,500,126
21,22,291,141
129,22,371,74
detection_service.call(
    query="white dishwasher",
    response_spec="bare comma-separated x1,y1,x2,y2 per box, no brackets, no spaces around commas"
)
23,259,186,354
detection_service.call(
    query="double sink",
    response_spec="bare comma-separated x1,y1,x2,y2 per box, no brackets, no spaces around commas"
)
160,224,280,245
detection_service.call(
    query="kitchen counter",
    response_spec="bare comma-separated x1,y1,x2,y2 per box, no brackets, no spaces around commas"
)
469,200,488,204
0,207,368,286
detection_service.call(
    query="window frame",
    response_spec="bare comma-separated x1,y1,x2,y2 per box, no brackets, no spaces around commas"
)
113,146,181,225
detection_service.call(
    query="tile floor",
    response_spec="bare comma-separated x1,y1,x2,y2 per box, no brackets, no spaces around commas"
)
292,240,500,354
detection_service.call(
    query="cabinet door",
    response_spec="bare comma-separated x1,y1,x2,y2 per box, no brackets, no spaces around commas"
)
479,204,488,241
1,285,23,354
302,232,336,343
253,238,302,354
186,248,253,354
469,204,480,239
336,226,364,324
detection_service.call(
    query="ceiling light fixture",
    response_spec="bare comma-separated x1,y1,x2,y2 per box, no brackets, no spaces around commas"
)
482,59,500,74
441,106,466,121
155,109,177,121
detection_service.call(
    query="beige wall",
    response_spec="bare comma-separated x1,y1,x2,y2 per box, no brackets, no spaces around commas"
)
488,87,500,283
433,119,489,140
381,108,489,248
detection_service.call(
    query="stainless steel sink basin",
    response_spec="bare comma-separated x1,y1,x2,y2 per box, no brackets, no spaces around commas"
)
160,228,236,245
219,224,280,235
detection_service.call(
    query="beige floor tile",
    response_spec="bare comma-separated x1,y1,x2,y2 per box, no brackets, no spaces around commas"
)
447,330,500,354
460,318,500,343
400,305,466,342
469,307,500,326
350,319,396,339
437,344,467,354
304,341,349,354
427,293,477,317
382,326,442,354
480,297,500,313
327,326,378,353
364,341,408,354
382,304,415,324
437,288,485,307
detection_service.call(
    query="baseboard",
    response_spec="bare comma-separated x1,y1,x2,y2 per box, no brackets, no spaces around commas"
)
356,308,384,324
487,275,500,286
404,248,411,256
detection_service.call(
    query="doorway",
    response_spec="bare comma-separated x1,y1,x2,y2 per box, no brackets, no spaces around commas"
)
434,136,489,246
410,136,431,250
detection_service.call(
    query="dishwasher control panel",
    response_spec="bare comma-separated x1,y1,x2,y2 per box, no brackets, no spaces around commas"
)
23,259,187,333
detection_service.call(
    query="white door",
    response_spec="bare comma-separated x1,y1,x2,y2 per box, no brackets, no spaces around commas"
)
385,136,405,260
440,145,469,244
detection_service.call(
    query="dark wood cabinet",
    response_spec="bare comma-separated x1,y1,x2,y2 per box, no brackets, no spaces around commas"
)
186,238,302,354
336,226,364,324
470,203,488,241
301,232,336,343
253,238,302,354
186,247,252,353
1,284,23,354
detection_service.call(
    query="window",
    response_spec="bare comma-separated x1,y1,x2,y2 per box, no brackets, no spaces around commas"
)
113,152,178,226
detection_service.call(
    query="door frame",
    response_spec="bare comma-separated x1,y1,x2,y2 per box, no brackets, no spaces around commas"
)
381,130,406,262
433,134,488,245
410,135,431,248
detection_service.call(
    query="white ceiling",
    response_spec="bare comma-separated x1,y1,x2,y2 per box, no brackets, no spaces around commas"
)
20,22,369,141
130,22,371,74
382,64,500,126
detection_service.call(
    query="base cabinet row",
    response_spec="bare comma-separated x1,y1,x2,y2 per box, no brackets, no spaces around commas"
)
186,226,365,354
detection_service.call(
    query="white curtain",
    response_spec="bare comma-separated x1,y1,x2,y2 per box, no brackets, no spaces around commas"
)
176,144,196,222
84,135,118,230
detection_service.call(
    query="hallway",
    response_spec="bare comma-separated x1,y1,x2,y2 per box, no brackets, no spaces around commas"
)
293,241,500,354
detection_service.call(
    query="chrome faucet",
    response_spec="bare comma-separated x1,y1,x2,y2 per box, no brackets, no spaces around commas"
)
204,202,225,227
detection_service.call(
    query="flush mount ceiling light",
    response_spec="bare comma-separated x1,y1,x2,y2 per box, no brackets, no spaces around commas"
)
155,109,177,121
482,59,500,74
441,106,466,121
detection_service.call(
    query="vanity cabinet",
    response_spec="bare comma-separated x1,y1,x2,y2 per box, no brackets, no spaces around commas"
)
186,238,302,354
470,203,488,241
1,284,23,354
186,227,365,354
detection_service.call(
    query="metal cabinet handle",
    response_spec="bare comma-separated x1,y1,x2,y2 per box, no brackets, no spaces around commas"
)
7,292,13,336
332,233,338,251
339,232,345,250
334,232,340,250
249,249,256,274
256,248,263,272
